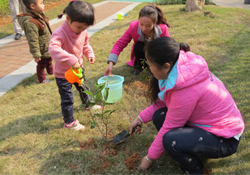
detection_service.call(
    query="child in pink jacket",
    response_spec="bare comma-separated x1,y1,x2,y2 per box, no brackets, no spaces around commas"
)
104,5,170,76
129,36,245,174
49,1,96,131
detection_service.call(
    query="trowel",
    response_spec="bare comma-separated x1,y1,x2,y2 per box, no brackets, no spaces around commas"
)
112,125,141,145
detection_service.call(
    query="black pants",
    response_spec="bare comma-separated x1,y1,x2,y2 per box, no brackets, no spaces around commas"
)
56,73,91,124
133,41,148,70
152,107,240,174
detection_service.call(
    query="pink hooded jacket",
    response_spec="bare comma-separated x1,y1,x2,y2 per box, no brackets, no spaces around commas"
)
49,21,95,78
107,20,170,67
139,50,245,160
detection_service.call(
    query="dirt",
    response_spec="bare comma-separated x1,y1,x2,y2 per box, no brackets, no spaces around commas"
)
79,137,97,150
79,137,142,172
124,152,141,171
0,0,69,27
123,80,150,98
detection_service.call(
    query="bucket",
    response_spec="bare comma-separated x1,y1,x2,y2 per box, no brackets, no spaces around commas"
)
97,75,124,103
65,67,84,86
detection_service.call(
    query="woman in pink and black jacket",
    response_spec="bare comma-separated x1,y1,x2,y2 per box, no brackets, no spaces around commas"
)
129,36,245,174
104,5,170,76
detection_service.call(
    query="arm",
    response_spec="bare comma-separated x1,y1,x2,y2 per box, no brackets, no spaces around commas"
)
107,24,133,65
49,33,78,66
148,88,198,160
139,99,166,123
24,23,41,59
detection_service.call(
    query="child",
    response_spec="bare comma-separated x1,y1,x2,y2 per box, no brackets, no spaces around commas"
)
49,1,98,131
17,0,53,83
104,4,170,76
129,37,245,174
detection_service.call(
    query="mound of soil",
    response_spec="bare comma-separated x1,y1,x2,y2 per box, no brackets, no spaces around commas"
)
124,152,141,171
79,137,97,150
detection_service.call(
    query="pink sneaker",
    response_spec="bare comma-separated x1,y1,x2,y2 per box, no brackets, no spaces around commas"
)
64,120,85,131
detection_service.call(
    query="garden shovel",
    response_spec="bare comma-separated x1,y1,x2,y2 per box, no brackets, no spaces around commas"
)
112,125,141,145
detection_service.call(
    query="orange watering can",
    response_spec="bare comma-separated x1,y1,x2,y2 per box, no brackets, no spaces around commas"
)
65,67,84,86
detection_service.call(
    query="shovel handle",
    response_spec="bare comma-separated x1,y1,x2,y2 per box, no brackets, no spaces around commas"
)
130,125,141,135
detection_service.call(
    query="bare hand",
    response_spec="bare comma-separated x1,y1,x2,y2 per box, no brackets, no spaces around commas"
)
72,62,80,69
34,58,41,63
140,155,153,171
129,117,142,135
88,57,95,64
104,61,114,76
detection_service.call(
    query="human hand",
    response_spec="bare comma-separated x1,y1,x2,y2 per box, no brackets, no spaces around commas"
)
129,117,142,135
140,155,153,171
104,61,114,76
34,58,41,63
72,62,80,69
88,57,95,64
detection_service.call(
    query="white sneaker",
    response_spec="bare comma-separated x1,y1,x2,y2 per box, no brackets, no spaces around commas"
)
64,119,85,131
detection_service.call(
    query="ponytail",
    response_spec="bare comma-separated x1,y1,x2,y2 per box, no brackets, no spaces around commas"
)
154,5,170,27
180,43,190,52
149,76,160,103
57,1,74,19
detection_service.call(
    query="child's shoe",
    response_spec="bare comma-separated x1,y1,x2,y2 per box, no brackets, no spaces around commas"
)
64,119,85,131
40,79,51,84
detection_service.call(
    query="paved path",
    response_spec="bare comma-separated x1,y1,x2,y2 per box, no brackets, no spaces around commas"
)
0,1,141,97
211,0,250,10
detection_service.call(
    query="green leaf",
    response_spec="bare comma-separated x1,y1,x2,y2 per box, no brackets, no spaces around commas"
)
90,121,97,129
79,104,87,108
88,102,96,106
83,90,92,96
103,87,109,101
104,110,115,115
93,90,101,101
95,83,105,91
94,113,102,117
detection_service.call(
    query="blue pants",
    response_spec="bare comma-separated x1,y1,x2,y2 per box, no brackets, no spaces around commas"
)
152,107,240,174
56,74,90,124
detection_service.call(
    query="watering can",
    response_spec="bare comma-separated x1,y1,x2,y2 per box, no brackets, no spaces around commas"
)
65,67,84,86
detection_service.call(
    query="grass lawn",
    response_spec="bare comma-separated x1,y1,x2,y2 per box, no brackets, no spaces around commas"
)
0,2,250,174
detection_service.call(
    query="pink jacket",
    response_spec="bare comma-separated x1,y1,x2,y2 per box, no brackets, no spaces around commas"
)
139,50,245,160
49,21,95,78
107,20,170,66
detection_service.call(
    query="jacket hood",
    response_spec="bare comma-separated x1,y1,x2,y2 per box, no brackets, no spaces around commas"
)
158,50,209,101
17,9,44,30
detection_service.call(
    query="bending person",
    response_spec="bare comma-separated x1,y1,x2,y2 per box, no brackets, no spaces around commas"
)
129,36,245,174
104,4,170,76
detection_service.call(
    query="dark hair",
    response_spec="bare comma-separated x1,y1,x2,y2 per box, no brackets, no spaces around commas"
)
22,0,37,10
146,36,190,102
58,1,94,26
139,4,170,27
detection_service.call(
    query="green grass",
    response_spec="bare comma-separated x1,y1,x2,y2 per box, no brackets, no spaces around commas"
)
0,3,250,174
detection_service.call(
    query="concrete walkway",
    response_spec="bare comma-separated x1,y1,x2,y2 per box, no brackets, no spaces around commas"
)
211,0,250,10
0,1,141,97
